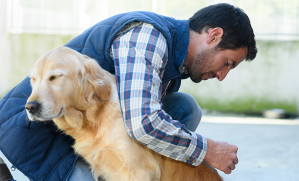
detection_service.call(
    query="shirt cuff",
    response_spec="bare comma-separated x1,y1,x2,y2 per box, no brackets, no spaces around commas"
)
183,132,207,166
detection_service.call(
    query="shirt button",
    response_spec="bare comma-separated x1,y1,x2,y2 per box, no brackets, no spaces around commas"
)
192,160,196,164
153,82,155,86
186,157,190,161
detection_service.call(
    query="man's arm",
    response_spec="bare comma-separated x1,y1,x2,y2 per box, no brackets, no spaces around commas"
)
111,23,207,166
111,23,239,173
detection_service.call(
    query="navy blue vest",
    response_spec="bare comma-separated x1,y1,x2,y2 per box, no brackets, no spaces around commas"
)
65,11,190,93
0,11,189,181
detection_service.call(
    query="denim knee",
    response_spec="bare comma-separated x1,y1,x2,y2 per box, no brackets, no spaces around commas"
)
162,92,202,132
68,158,96,181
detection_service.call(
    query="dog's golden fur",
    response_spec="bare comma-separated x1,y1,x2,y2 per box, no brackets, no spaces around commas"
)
26,47,223,181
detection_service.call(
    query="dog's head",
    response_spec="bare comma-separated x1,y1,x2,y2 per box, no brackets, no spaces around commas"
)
25,47,112,122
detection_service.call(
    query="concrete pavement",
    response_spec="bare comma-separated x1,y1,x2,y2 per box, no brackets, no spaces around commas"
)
197,116,299,181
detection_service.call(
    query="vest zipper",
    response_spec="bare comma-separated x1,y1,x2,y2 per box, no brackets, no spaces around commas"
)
161,80,172,100
64,155,79,181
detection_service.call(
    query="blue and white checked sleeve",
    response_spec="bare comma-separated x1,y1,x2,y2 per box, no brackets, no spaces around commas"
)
111,23,207,166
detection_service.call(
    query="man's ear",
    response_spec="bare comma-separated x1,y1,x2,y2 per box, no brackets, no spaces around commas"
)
206,27,223,45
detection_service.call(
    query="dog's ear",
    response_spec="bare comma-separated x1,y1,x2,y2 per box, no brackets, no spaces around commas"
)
81,55,112,103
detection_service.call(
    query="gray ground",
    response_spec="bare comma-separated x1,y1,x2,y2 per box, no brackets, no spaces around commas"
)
197,116,299,181
1,115,299,181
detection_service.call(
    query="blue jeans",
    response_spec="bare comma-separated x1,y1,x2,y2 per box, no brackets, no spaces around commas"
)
68,92,202,181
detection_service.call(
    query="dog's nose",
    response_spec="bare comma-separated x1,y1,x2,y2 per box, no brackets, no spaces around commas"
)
25,101,40,114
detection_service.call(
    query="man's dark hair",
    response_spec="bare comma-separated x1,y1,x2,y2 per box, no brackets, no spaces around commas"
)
189,3,257,61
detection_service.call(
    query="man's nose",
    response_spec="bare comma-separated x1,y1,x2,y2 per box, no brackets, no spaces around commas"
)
216,68,230,81
25,101,41,114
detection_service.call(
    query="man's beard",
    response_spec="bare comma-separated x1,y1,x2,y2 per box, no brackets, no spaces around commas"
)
189,48,217,83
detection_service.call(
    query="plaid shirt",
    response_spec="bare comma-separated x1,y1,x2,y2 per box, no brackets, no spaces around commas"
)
111,23,207,166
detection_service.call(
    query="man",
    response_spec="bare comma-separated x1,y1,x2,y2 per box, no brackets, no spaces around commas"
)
0,3,257,181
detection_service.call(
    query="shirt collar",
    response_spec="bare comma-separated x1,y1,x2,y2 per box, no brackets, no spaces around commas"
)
179,53,188,75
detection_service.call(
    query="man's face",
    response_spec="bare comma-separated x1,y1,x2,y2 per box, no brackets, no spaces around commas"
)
187,46,248,83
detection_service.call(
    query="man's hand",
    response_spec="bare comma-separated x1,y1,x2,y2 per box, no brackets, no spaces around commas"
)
204,138,238,174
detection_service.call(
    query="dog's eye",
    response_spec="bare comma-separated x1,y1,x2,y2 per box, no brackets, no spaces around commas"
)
49,76,55,81
49,75,62,81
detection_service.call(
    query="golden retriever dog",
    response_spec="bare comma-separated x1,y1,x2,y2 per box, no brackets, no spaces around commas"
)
25,47,223,181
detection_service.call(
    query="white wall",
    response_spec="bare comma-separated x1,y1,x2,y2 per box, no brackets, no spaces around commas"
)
0,0,11,95
0,0,75,97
